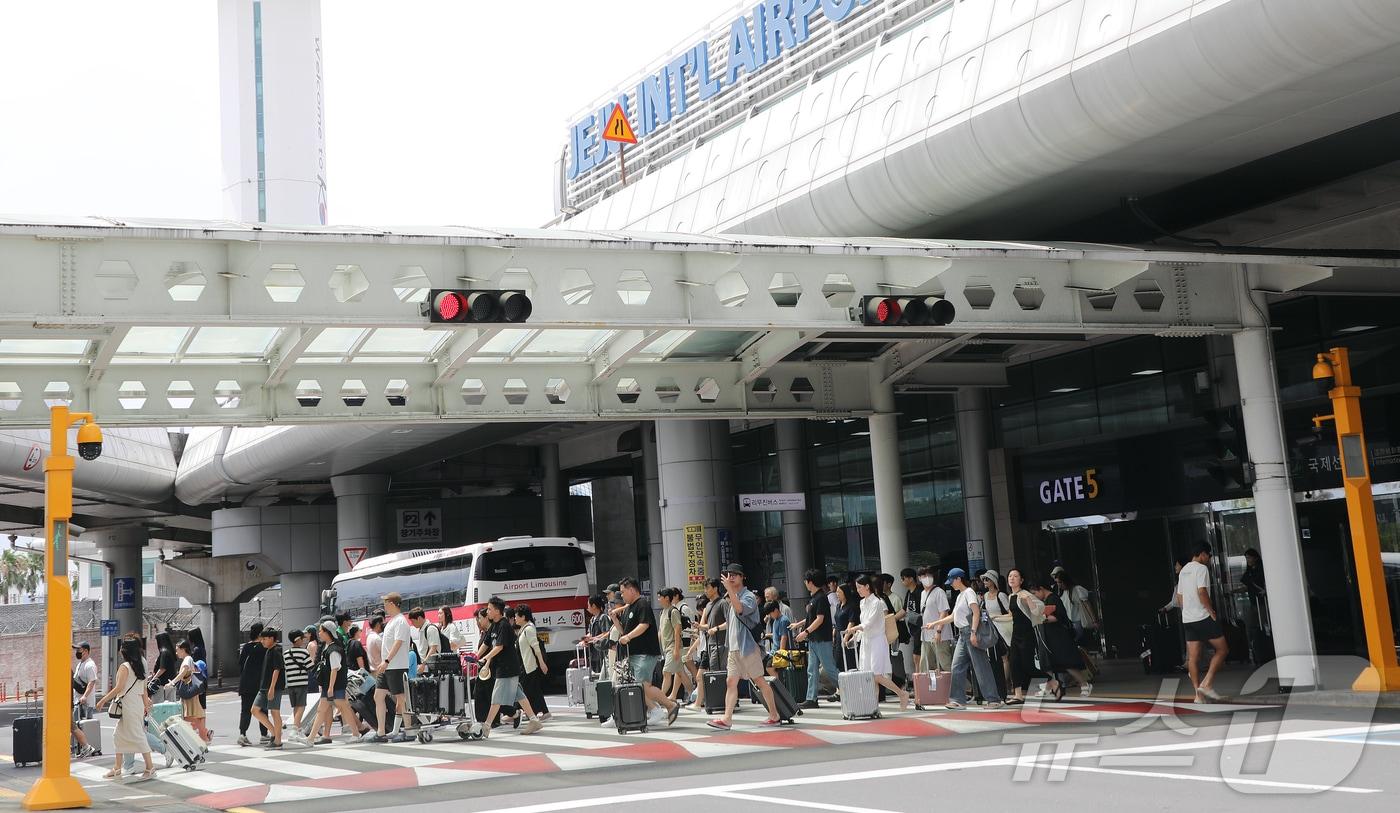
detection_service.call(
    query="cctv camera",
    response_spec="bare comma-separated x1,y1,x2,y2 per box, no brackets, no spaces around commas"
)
245,560,257,572
76,421,103,461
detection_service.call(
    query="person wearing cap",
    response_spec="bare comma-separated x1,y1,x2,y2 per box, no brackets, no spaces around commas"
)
706,564,779,731
979,570,1011,702
73,642,98,719
283,629,313,732
928,567,1003,710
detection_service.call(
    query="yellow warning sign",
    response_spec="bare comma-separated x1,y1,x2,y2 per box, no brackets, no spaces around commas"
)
684,522,707,594
602,103,638,145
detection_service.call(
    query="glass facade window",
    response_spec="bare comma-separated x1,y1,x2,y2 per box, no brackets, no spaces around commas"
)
88,564,102,588
141,557,155,586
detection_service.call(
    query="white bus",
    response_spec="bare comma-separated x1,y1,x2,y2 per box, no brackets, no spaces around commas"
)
323,536,590,670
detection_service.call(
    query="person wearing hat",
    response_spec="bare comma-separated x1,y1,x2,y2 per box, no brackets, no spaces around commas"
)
706,564,780,731
979,570,1011,703
927,567,1003,710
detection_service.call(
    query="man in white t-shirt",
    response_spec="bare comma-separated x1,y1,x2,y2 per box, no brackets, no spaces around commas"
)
368,592,413,743
1176,543,1228,701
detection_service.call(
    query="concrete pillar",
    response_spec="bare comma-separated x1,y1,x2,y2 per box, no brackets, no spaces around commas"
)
281,571,330,639
774,419,811,595
331,474,390,571
92,525,146,638
656,420,735,596
868,382,909,579
541,443,564,537
641,423,666,594
1233,295,1319,688
210,601,241,683
957,388,998,572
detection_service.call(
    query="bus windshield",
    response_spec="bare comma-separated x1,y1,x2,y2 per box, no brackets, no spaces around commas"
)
333,553,473,618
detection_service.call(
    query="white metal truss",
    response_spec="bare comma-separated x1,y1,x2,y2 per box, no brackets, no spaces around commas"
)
0,217,1375,426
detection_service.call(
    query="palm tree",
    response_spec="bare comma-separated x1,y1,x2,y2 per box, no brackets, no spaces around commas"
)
18,552,42,601
0,549,21,604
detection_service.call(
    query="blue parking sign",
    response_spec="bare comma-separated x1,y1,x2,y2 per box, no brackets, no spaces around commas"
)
100,619,119,637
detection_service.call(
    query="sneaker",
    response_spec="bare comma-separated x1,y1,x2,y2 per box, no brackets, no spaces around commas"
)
76,745,96,759
387,733,411,744
315,737,333,745
259,735,272,744
357,730,379,743
265,742,283,750
522,719,543,735
538,712,552,722
599,717,612,727
371,734,389,744
237,735,251,747
799,700,820,710
1080,683,1093,698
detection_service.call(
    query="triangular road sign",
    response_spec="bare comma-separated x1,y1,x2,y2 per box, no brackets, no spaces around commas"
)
602,103,637,145
344,546,368,569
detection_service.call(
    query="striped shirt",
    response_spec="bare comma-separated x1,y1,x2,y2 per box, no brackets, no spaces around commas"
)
283,646,312,689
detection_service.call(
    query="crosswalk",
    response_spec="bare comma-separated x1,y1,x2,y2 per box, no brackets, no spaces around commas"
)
65,695,1264,811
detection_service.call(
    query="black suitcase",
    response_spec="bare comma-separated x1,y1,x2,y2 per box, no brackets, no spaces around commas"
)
613,682,647,734
703,670,728,714
409,677,440,715
1141,616,1183,674
13,715,42,767
750,675,800,724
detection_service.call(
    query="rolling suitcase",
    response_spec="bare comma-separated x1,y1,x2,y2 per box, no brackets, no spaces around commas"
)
13,710,42,767
160,717,207,771
750,675,800,724
76,716,103,756
585,674,613,721
438,675,466,717
151,700,184,726
837,643,880,720
613,683,647,734
780,666,807,704
409,676,440,715
702,670,728,714
612,644,648,734
913,670,951,710
567,644,590,707
1141,614,1182,674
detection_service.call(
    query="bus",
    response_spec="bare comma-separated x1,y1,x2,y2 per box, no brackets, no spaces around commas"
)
322,536,590,672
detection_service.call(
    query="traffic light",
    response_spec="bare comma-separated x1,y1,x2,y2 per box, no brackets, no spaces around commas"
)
857,296,955,326
426,289,533,323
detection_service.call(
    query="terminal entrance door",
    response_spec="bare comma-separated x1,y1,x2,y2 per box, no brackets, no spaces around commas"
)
1040,513,1211,659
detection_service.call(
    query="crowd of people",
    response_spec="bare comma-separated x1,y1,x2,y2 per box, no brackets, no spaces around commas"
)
74,548,1256,776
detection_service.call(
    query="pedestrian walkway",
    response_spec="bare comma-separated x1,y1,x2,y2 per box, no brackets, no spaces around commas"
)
44,693,1267,811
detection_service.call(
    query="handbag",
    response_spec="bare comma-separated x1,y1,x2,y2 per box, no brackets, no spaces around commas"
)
970,607,997,650
175,671,204,700
990,594,1013,645
883,612,899,646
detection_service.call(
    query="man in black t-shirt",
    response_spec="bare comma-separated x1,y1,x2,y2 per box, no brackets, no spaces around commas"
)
900,567,921,681
793,568,838,708
250,628,286,748
613,577,680,726
480,597,543,737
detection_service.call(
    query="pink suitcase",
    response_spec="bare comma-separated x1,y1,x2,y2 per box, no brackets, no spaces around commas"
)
914,670,951,710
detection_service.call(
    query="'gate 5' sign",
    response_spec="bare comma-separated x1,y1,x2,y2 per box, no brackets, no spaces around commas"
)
1038,468,1100,506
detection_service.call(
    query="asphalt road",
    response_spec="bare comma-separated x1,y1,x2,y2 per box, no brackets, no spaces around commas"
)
2,689,1398,812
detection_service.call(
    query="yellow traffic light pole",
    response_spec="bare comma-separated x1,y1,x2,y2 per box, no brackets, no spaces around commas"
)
23,406,103,811
1312,347,1400,692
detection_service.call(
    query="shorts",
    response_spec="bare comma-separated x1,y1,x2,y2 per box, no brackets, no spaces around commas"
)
490,676,525,705
663,653,684,675
287,687,308,708
628,654,659,683
382,668,408,695
322,687,347,700
1184,618,1224,642
727,649,765,682
254,690,281,712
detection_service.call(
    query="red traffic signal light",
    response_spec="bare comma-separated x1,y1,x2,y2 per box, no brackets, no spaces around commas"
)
857,295,955,326
426,289,533,323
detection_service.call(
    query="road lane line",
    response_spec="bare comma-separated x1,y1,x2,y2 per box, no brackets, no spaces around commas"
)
1050,764,1379,793
709,790,894,812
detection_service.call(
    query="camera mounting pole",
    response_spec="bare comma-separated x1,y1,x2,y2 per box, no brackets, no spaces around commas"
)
23,405,102,811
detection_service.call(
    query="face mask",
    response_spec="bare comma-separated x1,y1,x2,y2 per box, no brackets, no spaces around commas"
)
919,577,934,588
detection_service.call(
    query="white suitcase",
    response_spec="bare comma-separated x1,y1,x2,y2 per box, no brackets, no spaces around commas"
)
74,716,102,755
838,644,880,720
438,675,467,717
160,717,207,771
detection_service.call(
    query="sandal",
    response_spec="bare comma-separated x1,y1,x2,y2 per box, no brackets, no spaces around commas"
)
102,768,122,779
141,769,158,781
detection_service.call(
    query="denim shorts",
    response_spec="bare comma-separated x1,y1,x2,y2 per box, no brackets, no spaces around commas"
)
490,676,525,705
254,690,281,712
628,654,659,683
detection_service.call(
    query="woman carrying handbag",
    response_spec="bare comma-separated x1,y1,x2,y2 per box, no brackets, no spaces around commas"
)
96,637,156,780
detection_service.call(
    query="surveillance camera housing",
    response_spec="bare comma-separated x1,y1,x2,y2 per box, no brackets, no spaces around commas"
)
76,421,103,461
245,560,257,572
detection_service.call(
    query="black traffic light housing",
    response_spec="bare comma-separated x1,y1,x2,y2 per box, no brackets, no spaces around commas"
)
857,295,955,326
425,289,533,323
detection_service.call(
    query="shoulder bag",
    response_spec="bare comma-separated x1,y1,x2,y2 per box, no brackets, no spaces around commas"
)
970,603,997,650
991,593,1014,645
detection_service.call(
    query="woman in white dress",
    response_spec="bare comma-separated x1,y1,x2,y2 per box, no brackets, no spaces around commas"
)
841,574,910,710
95,637,155,780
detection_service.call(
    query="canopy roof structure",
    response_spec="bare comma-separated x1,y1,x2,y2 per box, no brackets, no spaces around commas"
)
0,216,1391,427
